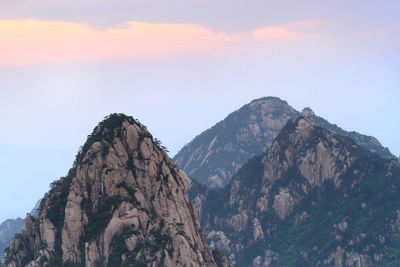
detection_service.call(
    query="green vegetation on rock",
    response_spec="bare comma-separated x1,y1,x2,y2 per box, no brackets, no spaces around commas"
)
201,116,400,266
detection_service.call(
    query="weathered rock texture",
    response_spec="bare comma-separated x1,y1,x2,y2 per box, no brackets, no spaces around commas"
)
201,115,400,266
0,218,25,265
6,114,230,267
174,97,299,189
0,201,41,265
174,97,394,189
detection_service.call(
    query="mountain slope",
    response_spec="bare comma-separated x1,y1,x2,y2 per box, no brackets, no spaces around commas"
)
174,97,299,188
6,114,230,267
174,97,394,189
201,115,400,266
306,107,394,159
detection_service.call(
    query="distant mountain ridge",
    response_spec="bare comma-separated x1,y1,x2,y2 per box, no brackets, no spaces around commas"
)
174,97,394,189
306,107,393,159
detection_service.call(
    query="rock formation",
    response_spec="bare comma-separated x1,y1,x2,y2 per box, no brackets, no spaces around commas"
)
200,115,400,266
174,97,394,189
0,201,41,265
5,114,230,267
0,219,25,265
174,97,299,189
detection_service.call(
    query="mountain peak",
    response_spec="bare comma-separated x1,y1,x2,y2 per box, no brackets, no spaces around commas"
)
174,96,394,189
6,114,230,267
171,98,397,266
301,107,315,117
201,112,399,266
248,96,291,110
250,96,287,104
174,97,299,188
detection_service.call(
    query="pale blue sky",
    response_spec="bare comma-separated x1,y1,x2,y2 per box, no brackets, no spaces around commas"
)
0,0,399,222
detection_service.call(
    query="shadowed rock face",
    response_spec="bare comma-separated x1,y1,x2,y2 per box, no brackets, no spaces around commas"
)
200,116,400,266
6,114,231,267
174,97,394,190
174,97,299,189
0,200,41,265
0,218,25,264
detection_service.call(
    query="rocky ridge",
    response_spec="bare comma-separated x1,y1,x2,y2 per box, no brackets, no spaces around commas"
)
174,97,394,189
174,97,299,189
306,107,393,159
200,115,400,266
0,219,25,265
0,201,41,266
6,114,230,267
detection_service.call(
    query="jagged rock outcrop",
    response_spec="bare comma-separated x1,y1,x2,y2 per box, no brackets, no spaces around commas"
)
0,218,25,265
6,114,230,267
201,115,400,266
174,97,394,189
0,201,41,265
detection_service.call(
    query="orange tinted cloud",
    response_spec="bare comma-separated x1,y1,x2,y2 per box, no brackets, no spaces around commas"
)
0,20,234,66
251,20,326,41
0,19,326,67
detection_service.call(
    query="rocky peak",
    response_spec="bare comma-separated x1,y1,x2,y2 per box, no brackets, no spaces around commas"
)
224,115,353,220
174,96,299,188
263,115,351,191
248,97,291,110
6,114,230,267
300,107,315,118
175,97,394,191
0,218,25,265
200,114,400,266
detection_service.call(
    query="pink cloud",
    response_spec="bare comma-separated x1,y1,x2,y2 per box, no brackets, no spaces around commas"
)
250,24,327,41
0,20,234,66
0,19,328,67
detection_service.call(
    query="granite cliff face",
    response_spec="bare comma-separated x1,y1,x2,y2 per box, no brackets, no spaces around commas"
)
201,115,400,266
0,219,25,265
0,201,40,266
174,97,394,189
5,114,230,267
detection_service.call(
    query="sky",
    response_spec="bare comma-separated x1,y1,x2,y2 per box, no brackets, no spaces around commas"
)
0,0,399,222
